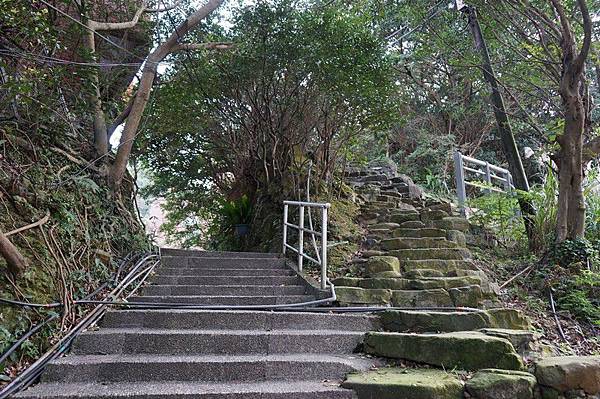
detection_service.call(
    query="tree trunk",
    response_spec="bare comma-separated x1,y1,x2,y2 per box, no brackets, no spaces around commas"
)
465,6,536,243
109,0,225,189
556,90,587,241
86,28,109,156
0,231,28,276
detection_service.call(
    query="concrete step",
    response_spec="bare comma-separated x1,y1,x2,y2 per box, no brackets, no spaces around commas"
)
388,248,471,261
160,249,280,258
16,381,357,398
100,310,379,331
72,329,365,355
143,285,307,296
151,276,302,286
161,257,286,268
364,331,524,371
41,354,377,383
130,295,315,305
154,268,295,276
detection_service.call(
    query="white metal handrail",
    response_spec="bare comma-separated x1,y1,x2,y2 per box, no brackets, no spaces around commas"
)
283,200,330,290
454,151,515,216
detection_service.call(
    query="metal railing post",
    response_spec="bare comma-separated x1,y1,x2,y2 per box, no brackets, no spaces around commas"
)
282,203,288,255
484,162,492,193
321,206,328,290
298,205,304,272
453,151,467,216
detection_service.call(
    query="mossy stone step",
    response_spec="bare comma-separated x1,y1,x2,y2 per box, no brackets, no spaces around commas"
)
335,287,392,305
402,259,477,273
392,228,447,238
342,368,464,399
392,288,453,307
400,220,426,228
404,269,445,278
381,237,458,250
431,217,470,232
380,309,531,333
389,248,471,261
466,369,537,399
389,213,421,224
380,310,490,333
408,276,482,290
364,331,524,371
368,222,400,230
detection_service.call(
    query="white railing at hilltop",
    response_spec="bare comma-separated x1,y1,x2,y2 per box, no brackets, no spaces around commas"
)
282,200,330,290
454,151,515,216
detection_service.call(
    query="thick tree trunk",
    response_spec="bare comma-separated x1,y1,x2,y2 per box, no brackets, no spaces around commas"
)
0,231,28,276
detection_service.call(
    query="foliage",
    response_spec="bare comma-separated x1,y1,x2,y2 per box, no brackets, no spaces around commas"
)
468,191,526,247
220,195,252,227
138,0,396,249
549,239,599,269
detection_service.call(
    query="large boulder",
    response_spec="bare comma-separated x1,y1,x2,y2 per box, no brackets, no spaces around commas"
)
342,368,464,399
466,369,538,399
535,356,600,395
432,217,470,232
364,331,524,371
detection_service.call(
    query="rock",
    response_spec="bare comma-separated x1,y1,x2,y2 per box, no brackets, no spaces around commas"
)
389,212,421,224
381,237,457,250
372,270,403,278
404,269,445,278
426,202,453,214
402,259,477,273
479,328,535,353
366,256,400,276
369,222,401,230
466,369,538,399
446,230,467,247
330,277,361,287
449,285,483,307
400,220,426,228
389,248,471,261
486,309,532,330
359,278,410,290
409,276,482,290
392,289,453,307
393,227,447,238
361,250,385,258
421,209,449,222
380,310,490,333
433,217,470,231
342,368,464,399
364,331,524,371
535,356,600,394
335,287,392,305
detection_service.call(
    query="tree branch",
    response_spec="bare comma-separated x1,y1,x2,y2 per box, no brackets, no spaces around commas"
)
88,0,184,31
573,0,592,71
0,231,28,276
171,42,234,52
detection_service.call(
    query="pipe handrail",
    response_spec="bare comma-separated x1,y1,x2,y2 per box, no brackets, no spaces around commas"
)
454,151,515,216
282,201,329,289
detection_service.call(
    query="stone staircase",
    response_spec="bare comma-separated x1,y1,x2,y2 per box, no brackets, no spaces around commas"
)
334,165,546,398
16,250,381,398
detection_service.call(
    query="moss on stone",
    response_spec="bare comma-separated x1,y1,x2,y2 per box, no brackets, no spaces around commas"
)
342,368,464,399
364,331,524,371
466,368,537,399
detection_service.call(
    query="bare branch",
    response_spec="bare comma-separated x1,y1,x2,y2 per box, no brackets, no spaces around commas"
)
573,0,592,70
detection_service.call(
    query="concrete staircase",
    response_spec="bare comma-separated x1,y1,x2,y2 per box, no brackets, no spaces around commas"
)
16,250,380,398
